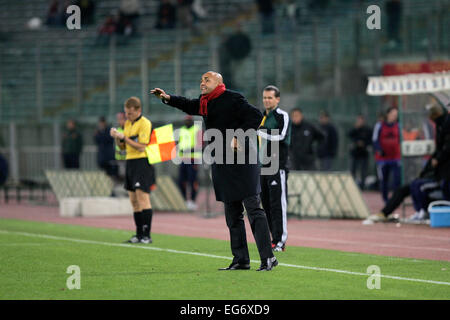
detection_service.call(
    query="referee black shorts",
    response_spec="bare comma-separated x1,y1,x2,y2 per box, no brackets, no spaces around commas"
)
124,158,155,193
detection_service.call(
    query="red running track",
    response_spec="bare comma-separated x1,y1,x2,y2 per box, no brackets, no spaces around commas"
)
0,191,449,262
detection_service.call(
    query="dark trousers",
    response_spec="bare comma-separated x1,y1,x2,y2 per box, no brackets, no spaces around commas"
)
376,160,401,203
224,194,274,264
178,163,199,201
260,169,288,247
319,156,334,171
410,178,441,212
63,153,80,169
442,180,450,201
99,160,118,178
382,184,410,216
350,156,368,190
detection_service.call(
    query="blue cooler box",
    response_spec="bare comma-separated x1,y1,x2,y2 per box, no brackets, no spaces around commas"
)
428,201,450,228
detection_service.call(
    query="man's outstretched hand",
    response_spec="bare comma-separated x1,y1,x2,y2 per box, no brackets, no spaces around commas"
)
150,88,170,101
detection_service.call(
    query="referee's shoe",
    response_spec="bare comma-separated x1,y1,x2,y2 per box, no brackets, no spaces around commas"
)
140,236,152,244
125,235,141,244
125,235,152,244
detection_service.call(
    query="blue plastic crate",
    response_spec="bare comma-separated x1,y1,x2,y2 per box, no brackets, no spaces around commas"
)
428,201,450,228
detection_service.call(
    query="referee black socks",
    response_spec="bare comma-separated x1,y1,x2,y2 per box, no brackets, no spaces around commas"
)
133,211,144,238
142,208,153,238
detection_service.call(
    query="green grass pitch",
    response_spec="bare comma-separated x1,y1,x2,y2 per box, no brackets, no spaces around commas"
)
0,218,449,300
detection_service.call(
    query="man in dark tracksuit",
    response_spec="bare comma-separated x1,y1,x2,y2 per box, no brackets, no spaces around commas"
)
408,104,450,221
348,115,373,190
289,108,325,170
62,119,83,169
150,71,278,271
317,110,339,171
258,85,291,252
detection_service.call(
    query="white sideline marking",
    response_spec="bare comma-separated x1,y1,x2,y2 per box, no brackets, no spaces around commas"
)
1,230,449,287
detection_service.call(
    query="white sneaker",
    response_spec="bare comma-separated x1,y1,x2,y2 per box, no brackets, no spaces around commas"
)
407,209,426,223
362,219,374,225
186,200,197,211
368,213,387,222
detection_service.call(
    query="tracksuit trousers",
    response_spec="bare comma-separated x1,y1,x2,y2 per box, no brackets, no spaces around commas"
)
410,178,442,212
260,169,288,248
376,160,401,203
381,184,410,216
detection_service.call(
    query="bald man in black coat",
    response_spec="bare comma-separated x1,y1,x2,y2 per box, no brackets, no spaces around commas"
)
150,71,278,271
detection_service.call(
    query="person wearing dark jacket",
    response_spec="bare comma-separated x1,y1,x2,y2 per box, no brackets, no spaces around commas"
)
0,153,8,186
364,104,450,224
407,104,450,221
94,116,117,177
348,114,372,189
150,71,278,271
62,119,83,169
317,110,339,171
257,85,291,252
289,108,324,171
155,0,176,29
363,158,437,224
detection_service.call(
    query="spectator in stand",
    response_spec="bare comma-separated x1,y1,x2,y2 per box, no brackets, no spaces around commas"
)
256,0,275,34
96,14,117,45
177,0,194,31
191,0,207,23
46,0,64,26
94,116,118,178
62,119,83,169
74,0,96,25
385,0,402,47
317,110,339,171
219,25,252,90
61,0,72,24
280,0,300,31
116,12,134,44
348,114,372,190
155,0,177,29
119,0,141,35
372,107,402,203
289,108,324,171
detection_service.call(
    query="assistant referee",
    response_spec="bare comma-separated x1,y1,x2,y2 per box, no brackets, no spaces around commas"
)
110,97,154,244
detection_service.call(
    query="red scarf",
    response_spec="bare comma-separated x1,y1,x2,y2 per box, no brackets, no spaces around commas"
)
199,84,226,116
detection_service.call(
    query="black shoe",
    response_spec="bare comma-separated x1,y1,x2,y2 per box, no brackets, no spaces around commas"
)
256,257,278,271
125,235,141,243
218,262,251,271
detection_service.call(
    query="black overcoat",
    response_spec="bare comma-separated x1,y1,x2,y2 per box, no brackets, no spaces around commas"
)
164,89,263,202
